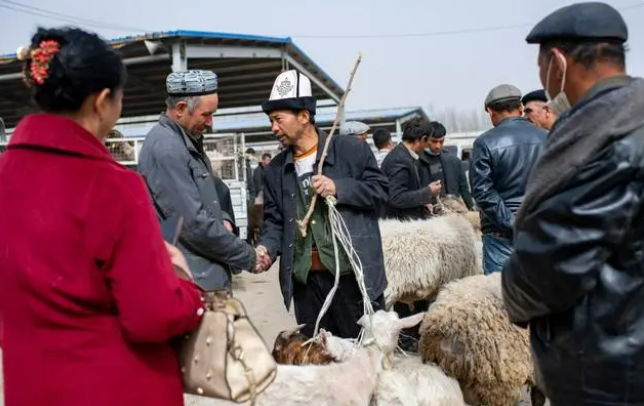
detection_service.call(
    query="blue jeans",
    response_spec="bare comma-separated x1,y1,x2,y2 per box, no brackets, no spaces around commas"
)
482,234,513,275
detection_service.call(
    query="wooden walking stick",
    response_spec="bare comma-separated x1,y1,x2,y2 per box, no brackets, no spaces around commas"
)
297,53,363,237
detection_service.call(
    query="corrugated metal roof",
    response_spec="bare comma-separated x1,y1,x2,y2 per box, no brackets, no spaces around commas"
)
0,30,345,128
114,106,429,139
0,30,292,61
211,106,426,131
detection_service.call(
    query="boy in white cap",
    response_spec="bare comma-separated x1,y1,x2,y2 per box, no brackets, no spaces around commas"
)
256,69,389,339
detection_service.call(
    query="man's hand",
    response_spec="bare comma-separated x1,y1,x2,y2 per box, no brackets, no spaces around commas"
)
164,241,193,281
312,175,337,198
223,220,234,232
255,245,272,273
429,180,442,196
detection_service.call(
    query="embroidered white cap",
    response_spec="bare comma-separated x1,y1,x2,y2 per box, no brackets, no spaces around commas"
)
262,70,317,115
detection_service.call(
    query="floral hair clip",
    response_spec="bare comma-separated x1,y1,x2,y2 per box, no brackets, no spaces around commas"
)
18,39,60,87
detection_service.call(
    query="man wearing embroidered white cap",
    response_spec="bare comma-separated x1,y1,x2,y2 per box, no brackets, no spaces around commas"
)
255,69,389,339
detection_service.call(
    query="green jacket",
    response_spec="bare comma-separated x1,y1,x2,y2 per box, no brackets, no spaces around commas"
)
292,182,351,284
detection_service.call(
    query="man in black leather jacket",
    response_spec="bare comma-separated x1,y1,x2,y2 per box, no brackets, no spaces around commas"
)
502,3,644,405
469,85,546,274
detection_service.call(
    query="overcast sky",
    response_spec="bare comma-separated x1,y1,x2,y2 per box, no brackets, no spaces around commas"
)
1,0,642,114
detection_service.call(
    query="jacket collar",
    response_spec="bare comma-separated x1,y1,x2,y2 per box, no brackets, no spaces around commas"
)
419,149,442,164
283,127,336,169
158,113,198,153
8,114,113,162
579,75,633,106
497,116,527,126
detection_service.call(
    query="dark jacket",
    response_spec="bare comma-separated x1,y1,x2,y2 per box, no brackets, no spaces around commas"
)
138,114,256,291
469,117,546,236
419,150,474,208
502,77,644,405
246,160,256,203
260,128,389,309
380,143,433,220
252,165,265,203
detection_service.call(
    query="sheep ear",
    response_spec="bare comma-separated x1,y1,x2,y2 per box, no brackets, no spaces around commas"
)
397,313,425,330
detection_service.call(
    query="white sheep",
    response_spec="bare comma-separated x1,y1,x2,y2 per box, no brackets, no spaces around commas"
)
184,344,383,406
418,273,546,406
321,310,466,406
380,213,482,309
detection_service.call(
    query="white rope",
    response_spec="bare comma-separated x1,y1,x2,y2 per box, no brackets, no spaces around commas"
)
311,196,375,343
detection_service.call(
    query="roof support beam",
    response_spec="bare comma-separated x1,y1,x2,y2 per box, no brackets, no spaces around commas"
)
126,73,160,95
284,55,341,104
172,42,187,72
185,44,282,59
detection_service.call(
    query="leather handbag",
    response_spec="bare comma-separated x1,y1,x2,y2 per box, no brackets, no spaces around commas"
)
180,290,277,404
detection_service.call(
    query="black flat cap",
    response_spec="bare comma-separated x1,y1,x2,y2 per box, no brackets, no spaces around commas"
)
526,2,628,44
521,89,548,105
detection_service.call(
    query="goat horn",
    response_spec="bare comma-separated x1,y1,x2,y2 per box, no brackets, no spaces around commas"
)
284,323,307,337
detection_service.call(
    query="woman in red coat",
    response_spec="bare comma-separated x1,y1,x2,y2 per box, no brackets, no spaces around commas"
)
0,27,206,406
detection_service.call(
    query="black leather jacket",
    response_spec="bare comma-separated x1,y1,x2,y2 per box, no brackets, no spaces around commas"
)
469,117,546,237
502,77,644,405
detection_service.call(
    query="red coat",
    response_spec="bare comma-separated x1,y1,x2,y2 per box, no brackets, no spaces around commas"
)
0,114,205,406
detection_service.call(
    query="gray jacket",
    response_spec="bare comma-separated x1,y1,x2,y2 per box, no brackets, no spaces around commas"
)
138,114,256,291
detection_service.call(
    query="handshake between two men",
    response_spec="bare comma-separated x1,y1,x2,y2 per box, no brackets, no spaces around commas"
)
249,175,338,275
254,245,272,273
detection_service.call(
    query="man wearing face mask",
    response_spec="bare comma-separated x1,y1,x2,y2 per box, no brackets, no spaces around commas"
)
419,121,475,210
502,3,644,405
521,89,558,130
470,85,547,275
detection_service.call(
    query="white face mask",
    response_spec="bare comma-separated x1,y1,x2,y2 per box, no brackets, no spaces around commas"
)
545,51,571,116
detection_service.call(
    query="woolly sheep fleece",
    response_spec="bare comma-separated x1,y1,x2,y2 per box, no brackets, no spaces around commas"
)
184,346,382,406
379,214,482,308
418,272,533,406
322,325,466,406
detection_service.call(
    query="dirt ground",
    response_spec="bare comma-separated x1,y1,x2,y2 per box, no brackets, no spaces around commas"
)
0,264,541,406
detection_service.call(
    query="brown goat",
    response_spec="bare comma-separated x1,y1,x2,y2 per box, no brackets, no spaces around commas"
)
272,324,334,365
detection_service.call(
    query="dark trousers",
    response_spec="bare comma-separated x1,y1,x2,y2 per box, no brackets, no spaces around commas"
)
293,271,385,339
394,299,431,350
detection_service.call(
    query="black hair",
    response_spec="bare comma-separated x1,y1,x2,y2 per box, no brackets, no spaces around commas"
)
292,109,316,125
246,148,256,155
487,99,522,113
401,117,433,142
372,128,392,149
429,121,447,138
261,152,272,160
539,41,626,70
23,26,127,113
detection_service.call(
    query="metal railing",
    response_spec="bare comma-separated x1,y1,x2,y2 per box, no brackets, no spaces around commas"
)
101,132,247,182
